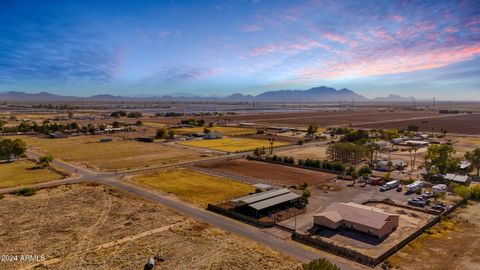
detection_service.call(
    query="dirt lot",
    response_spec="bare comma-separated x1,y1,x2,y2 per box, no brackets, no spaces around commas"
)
197,159,336,186
0,160,63,188
0,184,300,270
13,135,216,171
142,110,440,128
131,169,254,207
173,126,256,136
356,113,480,135
388,202,480,270
279,146,329,160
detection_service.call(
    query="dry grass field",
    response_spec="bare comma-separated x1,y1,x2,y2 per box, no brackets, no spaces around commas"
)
197,159,336,186
132,169,254,207
174,126,256,136
14,135,212,171
0,160,62,188
0,184,300,270
178,137,288,152
279,146,329,160
388,202,480,270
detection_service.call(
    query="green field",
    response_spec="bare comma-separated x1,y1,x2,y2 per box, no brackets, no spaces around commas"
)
177,137,288,152
13,136,210,171
0,160,62,188
133,169,254,207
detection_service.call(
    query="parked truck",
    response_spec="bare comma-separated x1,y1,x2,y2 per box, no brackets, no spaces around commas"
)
380,180,400,191
407,181,423,193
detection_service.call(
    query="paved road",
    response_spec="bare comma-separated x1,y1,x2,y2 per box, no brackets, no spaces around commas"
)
1,150,366,270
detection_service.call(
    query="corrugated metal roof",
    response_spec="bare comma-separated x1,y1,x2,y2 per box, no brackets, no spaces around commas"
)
231,188,290,204
445,174,469,183
249,192,301,211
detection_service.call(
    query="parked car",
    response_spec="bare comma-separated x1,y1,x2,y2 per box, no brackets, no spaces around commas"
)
408,198,426,207
396,187,403,192
432,204,446,211
422,191,435,199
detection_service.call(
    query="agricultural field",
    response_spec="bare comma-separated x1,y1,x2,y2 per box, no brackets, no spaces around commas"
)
0,160,63,188
279,146,329,160
388,202,480,270
197,159,336,186
356,113,480,135
132,169,254,207
0,184,300,270
177,137,288,152
173,126,256,136
14,135,214,171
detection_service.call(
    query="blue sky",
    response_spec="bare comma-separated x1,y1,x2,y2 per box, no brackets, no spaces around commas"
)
0,0,479,100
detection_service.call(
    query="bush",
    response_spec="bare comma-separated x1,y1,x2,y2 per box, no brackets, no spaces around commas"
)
298,138,305,145
16,188,36,196
454,185,472,199
301,258,340,270
358,165,372,176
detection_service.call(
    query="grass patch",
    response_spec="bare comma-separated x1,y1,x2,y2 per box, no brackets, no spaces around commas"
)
0,160,62,188
174,126,256,136
178,137,288,152
10,136,207,171
133,169,254,207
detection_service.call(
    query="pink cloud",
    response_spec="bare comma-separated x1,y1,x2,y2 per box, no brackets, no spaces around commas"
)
248,45,279,56
298,44,480,80
391,15,404,22
242,24,263,33
444,27,459,33
323,32,347,44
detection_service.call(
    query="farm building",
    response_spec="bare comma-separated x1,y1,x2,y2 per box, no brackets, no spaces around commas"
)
443,174,470,185
375,159,407,171
204,132,223,140
314,202,399,239
401,140,430,147
252,183,274,192
49,132,67,139
230,188,302,218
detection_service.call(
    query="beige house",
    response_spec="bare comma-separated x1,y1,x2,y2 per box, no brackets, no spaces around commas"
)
314,202,399,239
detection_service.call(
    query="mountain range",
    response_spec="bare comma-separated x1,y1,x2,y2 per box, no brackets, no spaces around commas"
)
0,87,415,102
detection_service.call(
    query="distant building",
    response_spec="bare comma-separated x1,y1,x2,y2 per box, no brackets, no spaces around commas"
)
204,132,223,140
314,202,399,239
375,159,407,171
401,140,430,147
48,132,67,139
252,183,273,193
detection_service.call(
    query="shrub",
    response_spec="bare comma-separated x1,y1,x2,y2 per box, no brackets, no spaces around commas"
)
358,165,372,176
454,185,471,199
301,258,340,270
16,188,36,196
298,138,305,145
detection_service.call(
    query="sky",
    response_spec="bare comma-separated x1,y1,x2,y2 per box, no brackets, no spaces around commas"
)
0,0,479,100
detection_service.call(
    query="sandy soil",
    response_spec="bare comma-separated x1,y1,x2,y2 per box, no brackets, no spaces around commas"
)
197,159,336,186
388,202,480,270
0,183,300,270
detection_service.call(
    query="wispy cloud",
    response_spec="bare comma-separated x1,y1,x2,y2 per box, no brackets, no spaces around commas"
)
242,24,263,32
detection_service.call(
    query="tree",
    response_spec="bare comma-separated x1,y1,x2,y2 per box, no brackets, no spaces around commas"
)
425,144,459,174
203,127,211,134
167,130,175,141
155,128,167,139
358,165,372,176
0,138,26,162
297,138,305,145
37,155,54,168
408,125,419,132
253,147,266,158
301,258,340,270
307,124,318,137
268,138,275,155
465,148,480,176
11,139,27,160
454,185,471,199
